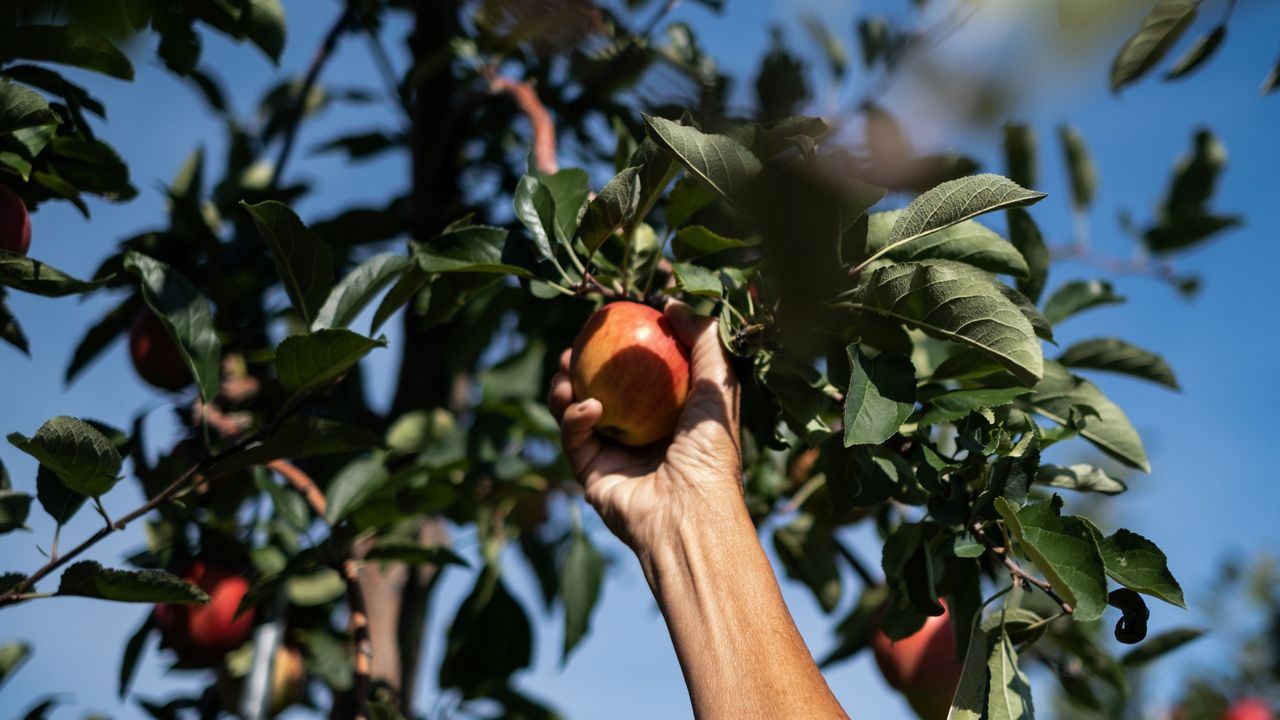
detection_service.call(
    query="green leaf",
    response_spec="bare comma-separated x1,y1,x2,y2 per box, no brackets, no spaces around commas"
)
364,538,468,567
986,616,1036,720
117,615,151,699
207,416,381,478
820,584,889,667
947,619,988,720
1057,338,1178,389
36,465,86,525
242,200,334,326
842,345,914,446
0,291,28,354
0,490,32,533
761,353,834,445
276,329,386,402
1003,122,1037,189
513,175,561,263
858,174,1045,271
311,130,402,160
1110,0,1198,93
368,702,409,720
1120,627,1205,667
629,136,679,225
918,387,1032,425
57,561,208,603
1030,361,1150,472
1262,56,1280,95
578,166,641,255
845,260,1044,385
1164,24,1225,80
1,25,134,80
0,254,111,297
218,0,286,62
643,115,762,204
664,177,717,229
370,262,429,333
671,262,722,297
7,416,121,497
46,136,136,202
1097,528,1185,608
773,514,841,612
324,454,390,525
65,295,139,385
538,169,591,247
439,565,533,699
1041,280,1124,325
672,225,750,261
254,468,309,530
1059,125,1096,209
1037,464,1127,495
123,251,221,402
996,496,1109,622
312,254,411,331
1144,212,1240,253
560,530,605,662
287,568,345,606
864,210,1029,278
415,225,529,277
0,80,56,134
0,641,31,691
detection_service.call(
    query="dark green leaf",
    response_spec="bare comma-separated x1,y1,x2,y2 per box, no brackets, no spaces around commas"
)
207,416,382,478
996,496,1109,622
864,210,1029,279
0,80,56,134
1059,125,1096,209
918,387,1031,425
1030,361,1149,472
1007,209,1048,303
1263,56,1280,95
1144,213,1240,253
948,618,988,720
0,490,32,533
0,254,112,297
118,614,152,699
1110,0,1198,92
370,262,429,333
324,455,390,525
123,251,221,401
1,25,134,80
312,254,411,331
0,292,28,354
311,130,402,160
36,465,85,526
1120,627,1204,666
415,225,530,277
287,568,345,606
1098,528,1185,608
845,260,1043,385
57,561,208,604
643,115,762,204
560,530,605,662
1003,122,1037,189
364,538,468,567
1041,280,1124,325
672,225,750,261
254,468,309,530
858,174,1044,271
664,178,717,229
820,584,889,667
8,416,121,497
65,295,138,385
1037,464,1127,495
578,167,641,256
671,262,722,297
242,200,334,326
439,565,533,698
1164,24,1225,80
842,345,914,446
1057,338,1178,389
276,329,386,403
773,514,841,612
513,175,561,262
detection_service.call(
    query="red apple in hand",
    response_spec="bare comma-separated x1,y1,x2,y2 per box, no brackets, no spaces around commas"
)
1225,698,1275,720
216,644,307,716
129,311,193,391
154,562,256,667
570,301,691,446
871,601,964,720
0,184,32,256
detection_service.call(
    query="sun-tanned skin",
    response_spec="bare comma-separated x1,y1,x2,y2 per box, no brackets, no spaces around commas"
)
549,302,848,720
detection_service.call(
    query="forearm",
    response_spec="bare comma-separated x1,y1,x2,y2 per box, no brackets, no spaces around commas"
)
636,499,848,720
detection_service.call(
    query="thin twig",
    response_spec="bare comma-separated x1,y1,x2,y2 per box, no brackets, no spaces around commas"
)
271,2,357,188
359,12,411,116
833,536,880,587
478,66,558,176
972,520,1075,615
343,558,372,720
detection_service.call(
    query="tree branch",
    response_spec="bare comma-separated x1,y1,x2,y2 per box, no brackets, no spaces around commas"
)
478,66,558,176
972,520,1075,615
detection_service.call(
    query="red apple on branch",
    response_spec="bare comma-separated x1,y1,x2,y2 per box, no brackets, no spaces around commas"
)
1225,697,1275,720
154,562,255,667
871,601,964,720
570,301,691,446
129,311,193,391
0,184,32,256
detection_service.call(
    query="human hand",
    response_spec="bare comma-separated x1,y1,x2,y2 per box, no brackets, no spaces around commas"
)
548,303,742,553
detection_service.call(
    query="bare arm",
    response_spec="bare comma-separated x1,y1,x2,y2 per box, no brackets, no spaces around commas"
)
549,304,847,720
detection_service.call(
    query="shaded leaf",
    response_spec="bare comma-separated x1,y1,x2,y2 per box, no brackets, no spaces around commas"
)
842,345,914,446
0,254,111,297
65,295,138,385
1041,280,1124,325
578,166,641,255
415,225,529,277
1007,210,1048,304
36,464,86,525
919,387,1032,426
1057,338,1178,389
774,514,841,612
1030,361,1149,472
364,538,468,567
324,455,390,525
1164,24,1226,80
1059,125,1096,209
207,416,381,478
0,490,32,533
8,416,121,497
439,565,533,698
2,25,134,80
118,614,152,699
560,530,605,662
1037,464,1127,495
643,115,762,204
242,200,334,325
1110,0,1199,92
0,80,56,134
1120,627,1205,667
57,561,208,604
123,251,221,401
672,225,749,261
947,618,988,720
276,329,386,402
312,254,411,331
1002,122,1037,189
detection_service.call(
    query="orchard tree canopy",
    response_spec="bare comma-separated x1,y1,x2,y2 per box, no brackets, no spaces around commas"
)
0,0,1274,719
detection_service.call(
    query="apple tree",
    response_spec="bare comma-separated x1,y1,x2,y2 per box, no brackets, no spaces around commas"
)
0,0,1267,718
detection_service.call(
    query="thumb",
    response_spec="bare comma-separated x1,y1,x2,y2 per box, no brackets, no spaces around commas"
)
664,302,735,396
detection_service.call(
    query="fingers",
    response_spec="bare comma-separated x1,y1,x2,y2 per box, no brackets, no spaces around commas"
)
559,348,571,373
560,398,604,477
665,302,737,396
548,372,574,421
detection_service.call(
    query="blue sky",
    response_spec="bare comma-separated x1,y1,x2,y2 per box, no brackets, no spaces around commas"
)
2,0,1279,718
